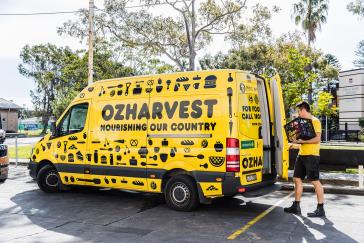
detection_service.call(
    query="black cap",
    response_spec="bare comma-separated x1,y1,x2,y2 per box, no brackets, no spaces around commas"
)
295,101,310,112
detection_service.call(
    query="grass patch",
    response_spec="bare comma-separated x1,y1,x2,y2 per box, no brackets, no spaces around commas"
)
346,168,359,174
8,145,33,159
329,169,361,174
18,129,47,137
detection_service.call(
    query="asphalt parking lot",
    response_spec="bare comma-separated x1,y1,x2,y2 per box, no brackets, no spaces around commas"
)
1,166,364,243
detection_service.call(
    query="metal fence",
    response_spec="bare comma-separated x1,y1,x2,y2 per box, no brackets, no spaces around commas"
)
323,130,361,142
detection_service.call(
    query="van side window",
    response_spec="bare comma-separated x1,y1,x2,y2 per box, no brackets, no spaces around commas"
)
60,112,70,136
58,103,88,137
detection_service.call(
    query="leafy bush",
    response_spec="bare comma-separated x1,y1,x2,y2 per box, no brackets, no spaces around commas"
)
359,117,364,128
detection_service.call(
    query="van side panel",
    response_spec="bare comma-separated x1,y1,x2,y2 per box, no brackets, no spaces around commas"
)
146,71,235,197
87,80,150,191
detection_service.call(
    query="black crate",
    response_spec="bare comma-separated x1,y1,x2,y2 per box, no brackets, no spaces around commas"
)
284,117,316,142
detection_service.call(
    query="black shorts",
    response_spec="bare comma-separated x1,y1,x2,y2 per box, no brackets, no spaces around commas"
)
293,155,320,181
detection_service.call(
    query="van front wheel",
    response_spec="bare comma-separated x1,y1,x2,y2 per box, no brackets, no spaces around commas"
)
164,175,199,211
37,165,61,193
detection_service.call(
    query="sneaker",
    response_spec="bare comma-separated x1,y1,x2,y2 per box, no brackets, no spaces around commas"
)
284,202,301,215
307,207,325,218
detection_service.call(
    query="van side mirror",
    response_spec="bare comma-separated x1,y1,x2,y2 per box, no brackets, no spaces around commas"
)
50,116,57,137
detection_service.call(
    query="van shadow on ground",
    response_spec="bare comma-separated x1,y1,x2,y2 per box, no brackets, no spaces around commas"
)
5,186,359,242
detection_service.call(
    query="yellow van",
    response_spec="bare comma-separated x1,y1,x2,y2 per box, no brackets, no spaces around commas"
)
28,70,288,211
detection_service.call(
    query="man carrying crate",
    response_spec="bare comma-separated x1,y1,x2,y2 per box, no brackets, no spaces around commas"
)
284,101,325,217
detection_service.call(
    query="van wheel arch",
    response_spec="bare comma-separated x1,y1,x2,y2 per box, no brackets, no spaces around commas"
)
37,160,59,176
161,169,194,191
37,160,56,176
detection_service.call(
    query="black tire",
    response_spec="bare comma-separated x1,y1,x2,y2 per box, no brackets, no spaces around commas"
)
0,178,6,183
164,174,199,211
37,165,61,193
0,138,5,144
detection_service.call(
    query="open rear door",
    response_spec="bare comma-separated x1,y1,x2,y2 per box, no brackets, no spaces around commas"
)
270,75,289,180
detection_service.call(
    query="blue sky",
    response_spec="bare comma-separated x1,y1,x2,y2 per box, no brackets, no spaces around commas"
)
0,0,363,109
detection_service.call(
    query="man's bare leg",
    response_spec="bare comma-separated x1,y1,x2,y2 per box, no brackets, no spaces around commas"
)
307,180,325,217
294,177,303,202
311,180,324,204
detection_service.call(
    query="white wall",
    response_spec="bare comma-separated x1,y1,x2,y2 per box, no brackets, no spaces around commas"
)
338,69,364,130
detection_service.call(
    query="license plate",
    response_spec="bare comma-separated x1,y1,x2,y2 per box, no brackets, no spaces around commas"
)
246,173,257,182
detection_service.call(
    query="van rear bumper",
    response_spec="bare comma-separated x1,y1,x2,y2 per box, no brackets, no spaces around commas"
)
28,160,37,179
222,174,279,197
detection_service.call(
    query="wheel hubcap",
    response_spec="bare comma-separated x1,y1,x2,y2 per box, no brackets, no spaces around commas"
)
45,172,59,187
172,183,190,204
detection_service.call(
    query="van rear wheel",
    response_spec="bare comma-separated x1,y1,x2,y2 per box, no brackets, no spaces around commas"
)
164,175,199,211
37,165,61,193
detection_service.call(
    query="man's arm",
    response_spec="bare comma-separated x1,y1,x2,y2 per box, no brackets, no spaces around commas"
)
289,143,301,149
295,132,321,144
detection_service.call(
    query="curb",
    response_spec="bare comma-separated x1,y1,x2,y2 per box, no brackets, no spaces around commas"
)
280,178,359,187
280,183,364,196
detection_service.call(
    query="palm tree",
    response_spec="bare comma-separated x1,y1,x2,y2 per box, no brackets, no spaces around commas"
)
292,0,329,104
292,0,329,46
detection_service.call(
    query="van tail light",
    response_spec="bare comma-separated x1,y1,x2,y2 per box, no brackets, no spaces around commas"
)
226,138,240,172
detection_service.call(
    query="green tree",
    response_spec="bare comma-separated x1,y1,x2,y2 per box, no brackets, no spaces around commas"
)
347,0,364,17
312,91,338,117
19,43,135,132
18,44,78,134
359,117,364,128
354,40,364,67
228,4,280,48
324,53,341,69
51,42,135,117
292,0,329,46
291,0,329,103
199,34,339,115
281,47,317,110
142,58,177,75
347,1,364,68
58,0,246,71
199,52,229,70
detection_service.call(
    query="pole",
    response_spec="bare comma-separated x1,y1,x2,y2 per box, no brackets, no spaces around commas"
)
359,165,363,189
88,0,94,85
325,116,328,143
15,136,18,167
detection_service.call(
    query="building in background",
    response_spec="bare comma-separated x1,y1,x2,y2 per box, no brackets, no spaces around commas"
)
338,68,364,130
0,98,22,133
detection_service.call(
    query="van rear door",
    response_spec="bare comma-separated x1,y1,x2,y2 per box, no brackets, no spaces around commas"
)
269,75,289,180
237,73,264,185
